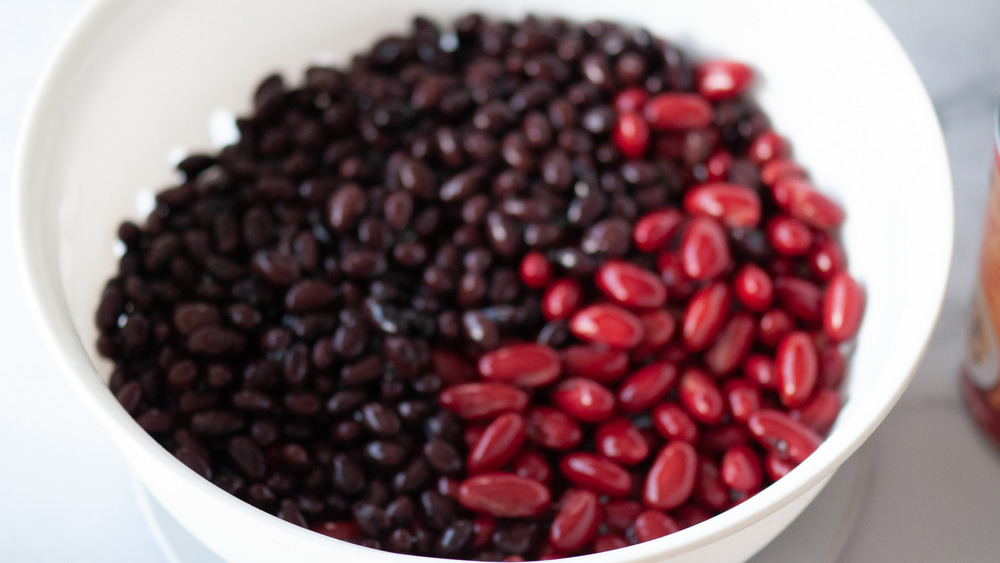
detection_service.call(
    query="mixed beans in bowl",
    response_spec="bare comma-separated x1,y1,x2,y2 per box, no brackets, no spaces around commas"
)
15,1,952,562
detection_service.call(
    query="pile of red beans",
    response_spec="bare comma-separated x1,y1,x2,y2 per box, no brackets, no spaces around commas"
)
95,14,863,560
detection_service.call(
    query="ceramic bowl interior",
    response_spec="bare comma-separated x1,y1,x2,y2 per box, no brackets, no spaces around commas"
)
14,0,952,561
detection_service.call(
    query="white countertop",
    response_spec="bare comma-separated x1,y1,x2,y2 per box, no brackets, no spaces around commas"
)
3,1,1000,561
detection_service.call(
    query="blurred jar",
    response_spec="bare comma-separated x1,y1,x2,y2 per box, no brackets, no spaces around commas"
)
961,104,1000,448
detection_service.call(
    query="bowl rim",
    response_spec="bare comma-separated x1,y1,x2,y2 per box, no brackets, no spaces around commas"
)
12,0,955,560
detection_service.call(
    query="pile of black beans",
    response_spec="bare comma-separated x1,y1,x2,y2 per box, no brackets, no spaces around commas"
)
96,14,772,560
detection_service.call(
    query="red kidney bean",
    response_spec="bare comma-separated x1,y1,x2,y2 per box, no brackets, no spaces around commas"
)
467,413,527,474
673,504,713,531
766,216,813,257
693,458,730,510
458,473,551,518
733,263,773,311
747,130,789,164
560,453,632,497
823,272,864,342
760,158,806,186
773,177,845,229
542,278,584,321
526,406,584,451
776,331,818,407
679,367,725,425
764,452,797,481
616,361,678,413
477,343,561,388
808,234,846,282
680,216,731,281
312,520,361,541
643,442,697,510
603,499,643,532
632,208,684,253
758,309,795,349
655,251,696,298
742,356,777,392
595,260,668,309
613,87,648,113
512,450,552,485
633,509,680,542
773,276,823,325
595,418,649,466
747,409,822,464
701,425,753,457
562,345,629,383
549,489,601,554
519,251,553,289
704,313,755,375
683,183,761,228
552,378,616,423
613,112,650,159
790,388,841,435
721,445,763,493
817,344,847,390
651,403,699,443
635,310,676,356
643,93,713,130
569,304,645,349
705,150,733,182
592,534,629,553
682,282,731,351
724,379,762,424
694,60,754,100
439,383,529,420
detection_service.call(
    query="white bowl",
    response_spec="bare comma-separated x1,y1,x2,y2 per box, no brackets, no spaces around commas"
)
14,0,952,561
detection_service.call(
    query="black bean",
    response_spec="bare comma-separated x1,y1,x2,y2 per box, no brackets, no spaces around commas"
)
423,439,463,475
136,409,171,434
115,381,142,414
175,447,213,480
386,528,413,553
341,356,384,386
332,454,365,496
284,280,336,313
172,303,219,335
440,167,485,202
232,390,274,412
492,521,538,555
384,191,414,231
485,211,521,257
462,311,500,349
190,411,243,435
437,520,475,557
327,184,367,233
386,496,417,527
186,326,243,356
362,403,403,437
384,337,421,379
353,502,392,537
581,217,632,256
252,250,301,286
228,436,266,480
393,457,431,493
420,490,457,532
364,440,407,468
166,360,198,389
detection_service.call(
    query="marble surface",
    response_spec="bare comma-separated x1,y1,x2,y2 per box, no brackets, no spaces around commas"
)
2,1,1000,561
